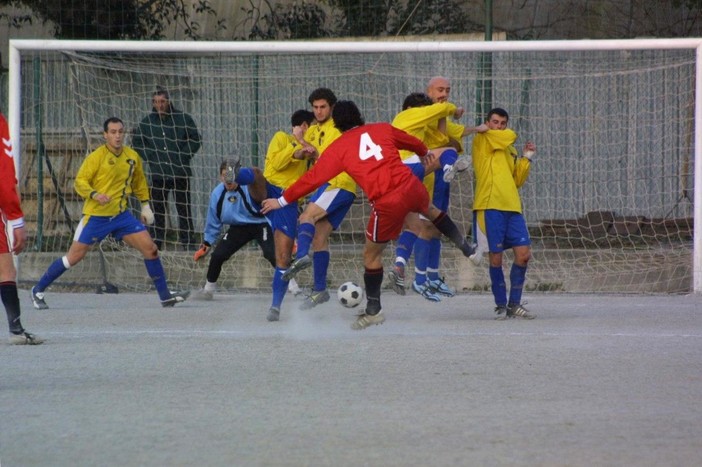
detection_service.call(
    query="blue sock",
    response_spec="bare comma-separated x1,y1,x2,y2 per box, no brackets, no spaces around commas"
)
271,267,288,308
296,222,315,258
36,257,68,291
427,238,441,281
508,264,528,306
414,238,430,285
439,148,458,167
313,250,330,292
144,258,171,300
490,265,507,307
235,167,255,185
395,231,417,266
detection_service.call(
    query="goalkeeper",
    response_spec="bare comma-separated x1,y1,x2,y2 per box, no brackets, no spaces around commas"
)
31,117,189,309
193,160,291,300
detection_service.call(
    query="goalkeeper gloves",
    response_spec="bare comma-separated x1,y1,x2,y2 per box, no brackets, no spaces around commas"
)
141,203,155,225
193,242,210,262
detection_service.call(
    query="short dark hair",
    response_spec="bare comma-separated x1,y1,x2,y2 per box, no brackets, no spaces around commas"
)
153,88,170,100
332,100,364,132
291,109,315,127
308,87,337,107
402,92,433,110
487,107,509,122
103,117,124,132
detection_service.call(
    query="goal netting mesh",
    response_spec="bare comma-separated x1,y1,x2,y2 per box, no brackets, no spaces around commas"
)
14,42,696,294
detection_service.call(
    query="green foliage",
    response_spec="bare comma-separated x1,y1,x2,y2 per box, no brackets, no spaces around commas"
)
1,0,223,39
241,0,331,40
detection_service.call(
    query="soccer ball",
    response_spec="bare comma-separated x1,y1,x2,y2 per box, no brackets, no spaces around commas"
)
337,281,364,308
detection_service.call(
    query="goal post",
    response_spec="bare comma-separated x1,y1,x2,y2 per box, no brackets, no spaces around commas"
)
8,38,702,294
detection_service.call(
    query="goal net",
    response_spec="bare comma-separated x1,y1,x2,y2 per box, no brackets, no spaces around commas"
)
9,39,701,294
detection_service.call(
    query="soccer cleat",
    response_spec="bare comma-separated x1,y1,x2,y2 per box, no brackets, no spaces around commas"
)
267,306,280,322
9,331,44,345
506,303,536,319
351,310,385,330
428,277,455,297
387,268,406,295
299,289,330,310
494,305,508,319
161,290,191,307
30,286,49,310
193,288,214,301
442,156,471,183
223,156,242,184
411,280,441,302
282,254,312,281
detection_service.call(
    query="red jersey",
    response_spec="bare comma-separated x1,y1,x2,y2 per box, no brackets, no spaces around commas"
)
282,123,428,205
0,113,24,222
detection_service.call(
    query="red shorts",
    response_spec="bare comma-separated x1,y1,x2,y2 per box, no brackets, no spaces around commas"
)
0,211,11,254
366,177,430,243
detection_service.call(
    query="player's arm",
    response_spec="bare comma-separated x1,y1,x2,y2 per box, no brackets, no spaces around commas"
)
513,141,535,188
261,152,342,214
74,152,111,205
265,132,312,172
390,125,430,157
195,186,224,261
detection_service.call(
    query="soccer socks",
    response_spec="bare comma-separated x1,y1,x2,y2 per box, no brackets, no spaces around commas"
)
235,167,255,185
144,257,171,301
508,263,528,306
439,148,458,168
432,212,473,255
427,238,441,282
35,256,70,292
394,230,417,266
271,267,288,308
363,266,383,314
413,238,430,285
490,265,507,307
312,250,330,292
1,281,24,334
296,222,315,259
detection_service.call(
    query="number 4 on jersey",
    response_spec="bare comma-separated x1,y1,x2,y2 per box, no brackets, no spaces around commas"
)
359,132,383,161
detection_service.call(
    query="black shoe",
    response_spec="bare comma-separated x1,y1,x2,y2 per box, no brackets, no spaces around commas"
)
161,290,191,307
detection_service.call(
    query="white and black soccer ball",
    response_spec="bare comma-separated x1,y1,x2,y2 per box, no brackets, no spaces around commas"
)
337,281,364,308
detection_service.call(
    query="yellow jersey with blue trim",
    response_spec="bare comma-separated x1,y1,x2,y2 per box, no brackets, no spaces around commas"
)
392,102,457,159
74,144,150,216
471,129,531,213
263,131,309,189
305,119,356,193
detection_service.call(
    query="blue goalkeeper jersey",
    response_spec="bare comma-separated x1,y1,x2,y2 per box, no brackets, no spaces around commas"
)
202,182,269,245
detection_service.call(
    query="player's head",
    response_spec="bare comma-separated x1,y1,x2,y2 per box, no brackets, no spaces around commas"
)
426,76,451,103
152,88,172,115
103,117,125,151
291,109,315,128
332,100,364,132
402,92,433,110
486,107,509,130
308,88,337,124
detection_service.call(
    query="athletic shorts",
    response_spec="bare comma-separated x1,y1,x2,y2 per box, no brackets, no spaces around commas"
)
309,185,356,230
402,154,425,181
0,210,11,254
366,177,430,243
265,183,299,239
74,210,146,244
432,169,450,212
475,209,531,253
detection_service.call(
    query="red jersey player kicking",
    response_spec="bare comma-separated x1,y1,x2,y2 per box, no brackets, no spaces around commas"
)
261,101,475,330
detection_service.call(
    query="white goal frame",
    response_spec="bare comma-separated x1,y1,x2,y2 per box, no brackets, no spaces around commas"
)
8,37,702,294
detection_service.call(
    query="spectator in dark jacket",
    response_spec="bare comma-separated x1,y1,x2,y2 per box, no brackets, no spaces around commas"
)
132,89,201,250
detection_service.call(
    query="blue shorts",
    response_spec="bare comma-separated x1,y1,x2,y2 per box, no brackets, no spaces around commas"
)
309,185,356,230
432,170,450,212
74,210,147,244
266,183,299,239
477,209,531,253
402,154,425,181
